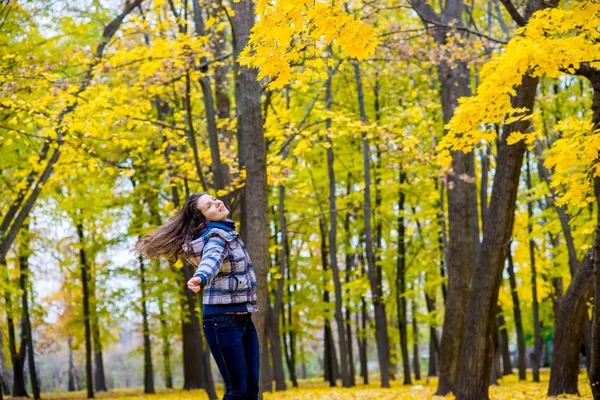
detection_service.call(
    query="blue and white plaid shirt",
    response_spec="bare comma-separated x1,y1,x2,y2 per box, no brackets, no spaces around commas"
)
186,228,258,312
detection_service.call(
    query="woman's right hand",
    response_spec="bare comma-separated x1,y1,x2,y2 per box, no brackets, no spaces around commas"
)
187,277,202,293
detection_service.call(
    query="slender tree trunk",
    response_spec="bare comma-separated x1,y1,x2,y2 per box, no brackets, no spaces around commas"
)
19,225,40,399
412,299,421,381
92,318,107,392
231,2,270,396
489,318,499,386
359,284,369,385
425,292,439,377
497,307,512,375
435,179,448,304
507,249,526,380
409,1,478,394
282,212,298,388
68,335,76,392
324,62,352,388
191,0,228,197
319,218,338,386
525,153,542,382
344,192,356,386
354,59,390,388
268,237,286,390
157,297,173,389
77,223,94,399
139,258,155,394
397,170,411,385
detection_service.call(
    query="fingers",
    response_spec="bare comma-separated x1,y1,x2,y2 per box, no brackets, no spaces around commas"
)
187,277,202,293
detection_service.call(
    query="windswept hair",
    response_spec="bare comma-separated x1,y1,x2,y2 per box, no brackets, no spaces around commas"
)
134,192,208,263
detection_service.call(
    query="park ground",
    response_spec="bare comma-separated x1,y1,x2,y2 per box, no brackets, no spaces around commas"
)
6,369,592,400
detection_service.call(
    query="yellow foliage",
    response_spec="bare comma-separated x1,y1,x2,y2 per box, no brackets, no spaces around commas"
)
40,370,591,399
439,1,600,168
240,0,378,90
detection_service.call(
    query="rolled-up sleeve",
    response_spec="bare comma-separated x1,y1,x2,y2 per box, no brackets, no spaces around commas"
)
192,236,227,288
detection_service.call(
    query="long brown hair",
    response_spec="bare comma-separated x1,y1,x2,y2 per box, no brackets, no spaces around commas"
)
134,192,208,263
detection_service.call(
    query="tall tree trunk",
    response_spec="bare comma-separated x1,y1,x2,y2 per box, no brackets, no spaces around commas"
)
591,178,600,400
19,224,40,399
425,292,439,377
435,179,448,304
409,1,478,394
412,299,421,381
77,223,94,399
157,296,173,389
231,2,270,396
139,258,155,394
456,73,540,400
344,192,356,387
397,171,411,385
525,153,542,383
155,98,214,395
68,335,76,392
191,0,228,198
359,280,369,385
549,250,594,395
585,67,600,400
325,61,352,388
456,0,552,393
269,211,286,391
549,64,600,397
354,59,391,388
320,218,338,386
92,317,107,392
507,248,526,380
497,307,512,376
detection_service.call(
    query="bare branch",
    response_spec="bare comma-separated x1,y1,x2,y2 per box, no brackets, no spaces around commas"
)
498,0,526,27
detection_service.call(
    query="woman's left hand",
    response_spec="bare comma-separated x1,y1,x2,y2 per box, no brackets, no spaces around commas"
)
187,277,202,293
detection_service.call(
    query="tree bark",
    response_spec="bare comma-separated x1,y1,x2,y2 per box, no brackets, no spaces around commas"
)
68,335,76,392
397,170,412,385
425,292,439,377
157,296,173,389
344,192,356,386
18,224,40,399
325,62,352,388
591,179,600,400
269,211,286,391
497,306,512,376
549,64,600,397
77,223,94,399
354,59,391,388
320,218,338,386
507,248,526,380
92,316,107,392
409,1,478,394
525,153,542,383
139,258,155,394
412,299,421,381
191,0,228,197
456,73,540,400
548,251,594,395
231,2,270,396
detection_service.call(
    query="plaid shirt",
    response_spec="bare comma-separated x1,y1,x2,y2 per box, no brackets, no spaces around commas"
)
187,228,258,311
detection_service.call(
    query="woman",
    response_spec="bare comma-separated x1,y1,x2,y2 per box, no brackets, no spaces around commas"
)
135,193,259,400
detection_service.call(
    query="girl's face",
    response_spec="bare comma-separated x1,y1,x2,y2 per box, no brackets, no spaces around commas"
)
197,194,229,222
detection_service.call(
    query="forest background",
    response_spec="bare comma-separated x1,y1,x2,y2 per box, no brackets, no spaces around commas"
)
1,0,600,399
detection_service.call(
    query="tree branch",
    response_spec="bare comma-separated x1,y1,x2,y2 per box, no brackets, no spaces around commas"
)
498,0,526,27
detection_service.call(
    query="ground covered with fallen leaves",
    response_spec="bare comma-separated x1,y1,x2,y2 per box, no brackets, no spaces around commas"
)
14,369,592,399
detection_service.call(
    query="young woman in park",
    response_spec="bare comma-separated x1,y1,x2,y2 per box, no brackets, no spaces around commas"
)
135,193,259,400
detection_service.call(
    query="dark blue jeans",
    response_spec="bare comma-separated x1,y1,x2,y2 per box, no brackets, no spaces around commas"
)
203,313,260,400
